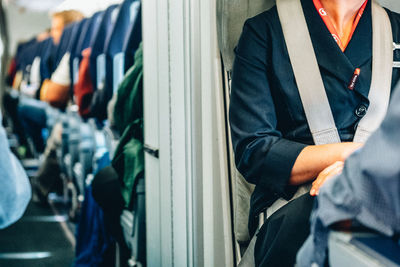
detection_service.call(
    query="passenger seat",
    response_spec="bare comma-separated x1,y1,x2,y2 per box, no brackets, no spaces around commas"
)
216,0,275,264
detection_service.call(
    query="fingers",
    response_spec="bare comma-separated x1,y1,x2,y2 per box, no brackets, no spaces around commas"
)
311,161,342,187
314,162,343,192
312,161,343,195
310,161,344,196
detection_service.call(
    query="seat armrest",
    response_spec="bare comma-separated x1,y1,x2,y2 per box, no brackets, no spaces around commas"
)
329,231,400,267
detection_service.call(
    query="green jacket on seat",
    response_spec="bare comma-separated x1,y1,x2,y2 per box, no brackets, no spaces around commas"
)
112,119,143,208
112,43,144,208
114,43,143,135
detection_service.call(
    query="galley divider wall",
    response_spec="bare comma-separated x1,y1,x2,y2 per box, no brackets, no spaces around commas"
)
142,0,234,265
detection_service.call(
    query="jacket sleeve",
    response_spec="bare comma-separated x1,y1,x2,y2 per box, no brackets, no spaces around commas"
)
229,17,307,196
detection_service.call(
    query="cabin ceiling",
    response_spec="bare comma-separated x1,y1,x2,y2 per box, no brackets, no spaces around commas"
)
4,0,64,12
3,0,123,16
4,0,399,14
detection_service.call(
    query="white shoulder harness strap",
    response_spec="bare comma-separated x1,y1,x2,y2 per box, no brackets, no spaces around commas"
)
354,1,393,143
276,0,393,145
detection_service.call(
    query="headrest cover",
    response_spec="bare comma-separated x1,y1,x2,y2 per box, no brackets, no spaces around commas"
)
217,0,275,71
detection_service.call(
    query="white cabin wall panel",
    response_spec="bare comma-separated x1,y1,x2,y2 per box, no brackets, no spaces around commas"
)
144,0,235,265
142,0,162,263
182,0,199,266
168,0,191,265
198,1,216,263
143,0,174,265
144,0,195,265
143,155,161,266
156,0,174,264
199,0,234,266
188,0,205,265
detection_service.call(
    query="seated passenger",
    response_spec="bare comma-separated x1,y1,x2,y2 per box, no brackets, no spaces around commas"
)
40,10,84,109
34,13,104,200
229,0,400,266
26,31,51,97
3,33,50,156
18,10,83,153
297,80,400,266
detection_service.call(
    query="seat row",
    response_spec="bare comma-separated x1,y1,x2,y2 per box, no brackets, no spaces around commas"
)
7,0,145,265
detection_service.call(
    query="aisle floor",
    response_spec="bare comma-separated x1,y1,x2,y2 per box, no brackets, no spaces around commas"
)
0,201,75,267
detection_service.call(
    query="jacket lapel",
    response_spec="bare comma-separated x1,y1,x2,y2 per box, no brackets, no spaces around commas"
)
344,0,373,99
344,0,372,68
300,0,372,95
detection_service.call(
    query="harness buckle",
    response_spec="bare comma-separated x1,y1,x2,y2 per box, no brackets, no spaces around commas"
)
393,42,400,51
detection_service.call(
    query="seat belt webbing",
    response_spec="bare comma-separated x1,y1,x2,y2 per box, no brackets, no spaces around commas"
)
354,1,393,143
277,0,340,145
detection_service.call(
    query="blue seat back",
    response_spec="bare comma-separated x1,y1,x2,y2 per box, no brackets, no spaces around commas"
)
14,38,39,84
105,0,140,95
15,38,36,71
20,41,41,80
71,18,89,85
71,12,103,86
40,39,58,81
88,0,141,120
122,3,142,73
89,4,120,92
68,19,88,86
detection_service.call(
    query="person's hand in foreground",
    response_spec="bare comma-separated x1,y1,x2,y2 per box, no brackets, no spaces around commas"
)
310,161,344,196
310,143,362,196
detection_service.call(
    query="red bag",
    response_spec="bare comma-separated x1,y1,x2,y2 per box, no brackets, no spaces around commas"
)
74,48,94,117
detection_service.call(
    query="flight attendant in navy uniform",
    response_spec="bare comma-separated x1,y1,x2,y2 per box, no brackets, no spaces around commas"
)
229,0,400,266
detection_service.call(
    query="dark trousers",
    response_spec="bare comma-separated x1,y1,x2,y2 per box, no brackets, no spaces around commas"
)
254,194,314,267
18,99,47,153
3,92,29,148
91,166,131,266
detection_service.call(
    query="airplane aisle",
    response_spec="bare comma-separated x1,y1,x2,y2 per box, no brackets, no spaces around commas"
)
0,200,75,267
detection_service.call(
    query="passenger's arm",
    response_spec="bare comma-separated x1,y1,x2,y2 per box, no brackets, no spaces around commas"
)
40,79,70,108
289,142,362,185
40,53,71,108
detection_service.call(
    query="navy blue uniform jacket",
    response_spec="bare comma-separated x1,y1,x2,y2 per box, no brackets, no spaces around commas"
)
229,0,400,236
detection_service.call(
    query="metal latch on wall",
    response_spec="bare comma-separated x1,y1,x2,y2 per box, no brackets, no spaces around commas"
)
144,144,159,158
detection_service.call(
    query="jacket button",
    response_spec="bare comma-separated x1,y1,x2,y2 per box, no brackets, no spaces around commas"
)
355,104,367,118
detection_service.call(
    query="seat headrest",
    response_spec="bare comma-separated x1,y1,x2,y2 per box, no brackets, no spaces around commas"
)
75,12,103,57
105,0,140,55
217,0,276,71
